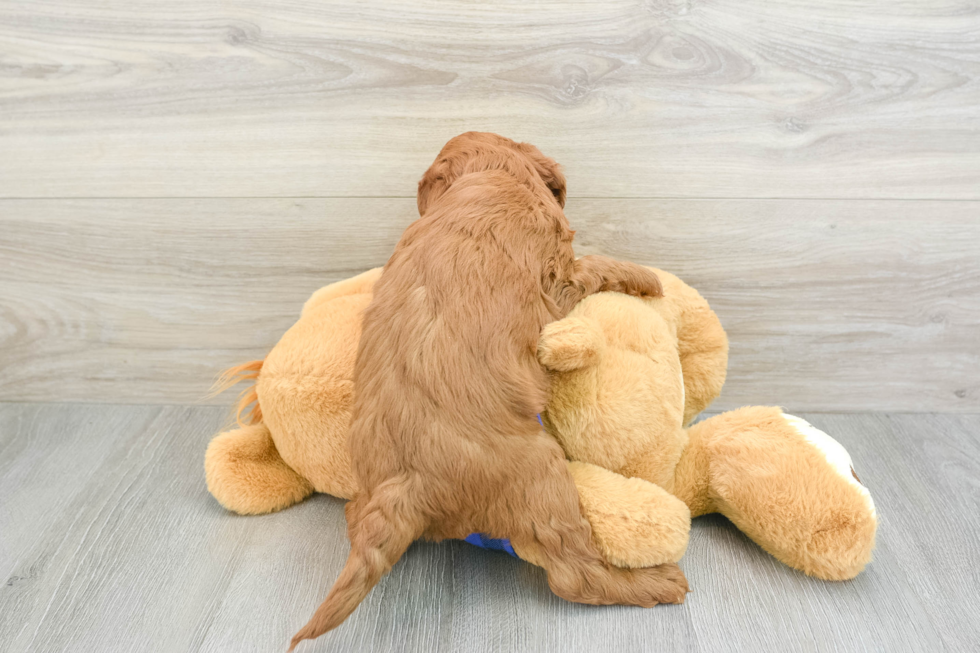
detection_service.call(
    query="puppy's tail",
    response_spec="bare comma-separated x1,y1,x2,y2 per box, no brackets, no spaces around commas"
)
288,479,425,651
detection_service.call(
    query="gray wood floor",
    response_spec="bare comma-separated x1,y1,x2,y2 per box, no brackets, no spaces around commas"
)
1,403,977,652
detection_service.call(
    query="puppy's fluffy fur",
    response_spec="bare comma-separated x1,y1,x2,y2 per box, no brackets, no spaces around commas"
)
290,133,687,650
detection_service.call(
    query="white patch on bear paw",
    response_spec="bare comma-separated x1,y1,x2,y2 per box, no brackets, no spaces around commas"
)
782,413,876,518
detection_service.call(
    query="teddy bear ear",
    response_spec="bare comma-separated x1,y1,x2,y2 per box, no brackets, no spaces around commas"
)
537,316,606,371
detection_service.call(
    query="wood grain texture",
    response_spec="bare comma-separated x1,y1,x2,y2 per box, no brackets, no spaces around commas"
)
1,0,979,198
1,404,978,652
2,198,977,411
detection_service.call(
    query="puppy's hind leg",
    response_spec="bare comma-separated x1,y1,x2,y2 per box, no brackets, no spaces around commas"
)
289,476,426,650
508,438,689,608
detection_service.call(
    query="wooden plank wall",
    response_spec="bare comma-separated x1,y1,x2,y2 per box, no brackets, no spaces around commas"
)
1,0,978,411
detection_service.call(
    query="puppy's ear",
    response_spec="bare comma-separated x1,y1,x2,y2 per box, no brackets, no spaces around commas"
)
541,160,567,208
523,147,567,208
538,316,605,371
417,160,450,216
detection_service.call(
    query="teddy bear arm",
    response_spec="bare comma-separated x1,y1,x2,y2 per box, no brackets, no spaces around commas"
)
675,301,728,425
677,330,728,425
301,267,382,317
642,269,728,425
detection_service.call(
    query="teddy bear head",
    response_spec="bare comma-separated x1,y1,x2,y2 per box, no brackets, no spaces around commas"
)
537,291,689,487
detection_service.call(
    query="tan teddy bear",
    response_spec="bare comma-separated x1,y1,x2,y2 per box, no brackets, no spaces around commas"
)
537,271,877,580
206,267,876,580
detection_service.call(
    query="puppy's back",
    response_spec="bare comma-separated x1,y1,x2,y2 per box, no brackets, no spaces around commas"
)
350,172,563,477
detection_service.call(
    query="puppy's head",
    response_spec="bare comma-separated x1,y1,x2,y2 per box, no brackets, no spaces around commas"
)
417,132,566,215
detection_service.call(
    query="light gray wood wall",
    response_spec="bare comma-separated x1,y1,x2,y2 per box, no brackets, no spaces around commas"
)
1,0,978,411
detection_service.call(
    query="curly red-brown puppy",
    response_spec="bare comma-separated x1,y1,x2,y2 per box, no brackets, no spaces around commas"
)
290,132,687,650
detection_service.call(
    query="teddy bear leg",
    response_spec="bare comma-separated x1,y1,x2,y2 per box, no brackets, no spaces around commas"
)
488,447,688,606
205,422,314,515
570,462,691,567
690,407,877,580
511,462,691,570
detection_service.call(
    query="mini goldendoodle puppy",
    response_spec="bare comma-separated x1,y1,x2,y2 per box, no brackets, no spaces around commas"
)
290,132,687,650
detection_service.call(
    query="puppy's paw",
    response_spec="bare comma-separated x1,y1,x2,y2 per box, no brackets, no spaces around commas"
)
616,266,663,299
634,562,689,607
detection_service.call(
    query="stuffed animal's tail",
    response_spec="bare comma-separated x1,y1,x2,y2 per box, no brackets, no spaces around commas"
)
210,360,264,426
